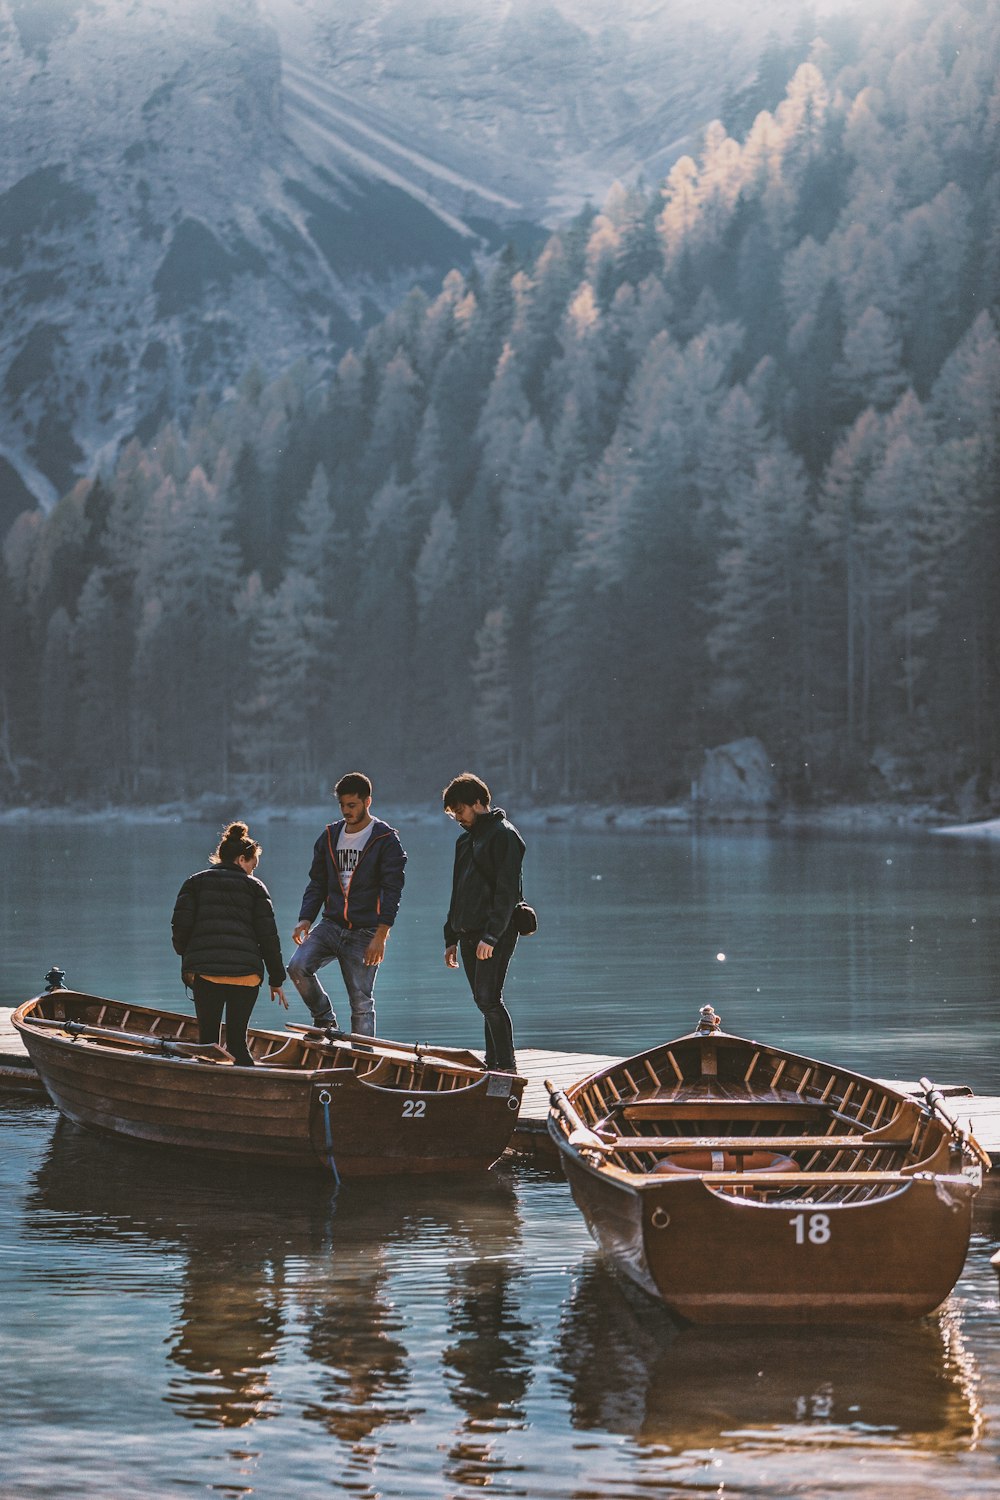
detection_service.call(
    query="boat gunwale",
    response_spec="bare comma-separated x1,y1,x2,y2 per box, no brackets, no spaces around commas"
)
18,1028,504,1096
547,1025,982,1196
13,992,514,1096
560,1027,911,1109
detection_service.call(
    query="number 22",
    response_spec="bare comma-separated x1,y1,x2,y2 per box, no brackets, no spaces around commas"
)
402,1099,426,1119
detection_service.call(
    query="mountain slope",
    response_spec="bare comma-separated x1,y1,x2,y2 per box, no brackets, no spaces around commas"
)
0,0,855,515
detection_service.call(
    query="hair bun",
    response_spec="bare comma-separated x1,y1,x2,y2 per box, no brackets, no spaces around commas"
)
210,820,261,865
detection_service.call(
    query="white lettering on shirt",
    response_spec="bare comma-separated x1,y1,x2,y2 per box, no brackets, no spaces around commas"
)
336,823,374,893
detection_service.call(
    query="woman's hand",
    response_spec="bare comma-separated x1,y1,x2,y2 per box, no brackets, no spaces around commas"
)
270,986,289,1009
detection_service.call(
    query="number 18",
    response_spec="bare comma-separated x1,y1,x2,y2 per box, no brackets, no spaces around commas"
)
790,1212,831,1244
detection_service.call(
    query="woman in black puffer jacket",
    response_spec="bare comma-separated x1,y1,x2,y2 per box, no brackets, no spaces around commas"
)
171,821,288,1066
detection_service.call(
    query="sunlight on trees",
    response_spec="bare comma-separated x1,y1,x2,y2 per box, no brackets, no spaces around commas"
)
2,0,998,807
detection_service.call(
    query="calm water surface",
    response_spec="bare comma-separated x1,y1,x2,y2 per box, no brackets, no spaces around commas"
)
2,816,1000,1497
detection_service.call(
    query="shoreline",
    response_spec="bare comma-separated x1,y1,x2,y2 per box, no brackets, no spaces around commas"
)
0,799,997,837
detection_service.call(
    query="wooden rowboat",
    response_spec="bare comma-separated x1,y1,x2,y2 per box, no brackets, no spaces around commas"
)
13,984,525,1178
547,1006,988,1324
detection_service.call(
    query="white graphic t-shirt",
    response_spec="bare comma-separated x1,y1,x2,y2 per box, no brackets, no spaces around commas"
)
337,822,374,893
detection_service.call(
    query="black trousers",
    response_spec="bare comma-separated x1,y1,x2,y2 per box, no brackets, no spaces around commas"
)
458,923,518,1071
192,977,259,1067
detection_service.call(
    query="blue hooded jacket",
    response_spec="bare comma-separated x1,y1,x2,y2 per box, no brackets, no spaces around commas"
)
297,817,406,930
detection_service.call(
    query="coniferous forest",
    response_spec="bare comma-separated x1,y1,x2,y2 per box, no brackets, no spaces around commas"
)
1,0,998,810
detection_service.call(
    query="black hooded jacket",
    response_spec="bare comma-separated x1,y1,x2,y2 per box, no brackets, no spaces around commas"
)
444,808,525,948
171,864,286,986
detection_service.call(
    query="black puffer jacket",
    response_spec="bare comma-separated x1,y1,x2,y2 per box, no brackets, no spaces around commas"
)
171,864,286,986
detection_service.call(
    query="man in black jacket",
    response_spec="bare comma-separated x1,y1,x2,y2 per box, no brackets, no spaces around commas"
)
443,772,524,1072
289,772,407,1037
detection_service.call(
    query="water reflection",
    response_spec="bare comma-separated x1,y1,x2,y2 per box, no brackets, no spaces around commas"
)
167,1242,285,1429
554,1258,982,1457
24,1118,530,1463
7,1098,1000,1498
296,1199,413,1446
25,1121,329,1431
441,1191,532,1489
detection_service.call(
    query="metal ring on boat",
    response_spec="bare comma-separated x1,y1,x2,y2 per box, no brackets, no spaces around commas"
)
507,1095,520,1111
318,1089,332,1105
651,1207,671,1230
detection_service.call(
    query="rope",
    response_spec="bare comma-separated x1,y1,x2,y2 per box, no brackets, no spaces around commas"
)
318,1089,340,1186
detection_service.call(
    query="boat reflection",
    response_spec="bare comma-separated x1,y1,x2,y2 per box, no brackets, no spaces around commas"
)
25,1116,526,1454
440,1197,532,1489
555,1257,983,1455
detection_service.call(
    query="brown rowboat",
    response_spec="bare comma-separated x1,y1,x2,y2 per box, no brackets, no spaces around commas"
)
547,1006,988,1324
13,985,524,1178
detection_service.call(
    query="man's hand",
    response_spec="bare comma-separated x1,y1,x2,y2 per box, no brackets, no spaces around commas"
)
270,986,289,1009
444,944,460,969
292,921,311,946
476,940,495,961
364,924,390,967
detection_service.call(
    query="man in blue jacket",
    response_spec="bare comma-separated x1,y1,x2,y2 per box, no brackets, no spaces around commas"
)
288,772,407,1037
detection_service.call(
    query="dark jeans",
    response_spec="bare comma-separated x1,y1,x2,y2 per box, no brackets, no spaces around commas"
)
459,923,518,1071
192,977,259,1067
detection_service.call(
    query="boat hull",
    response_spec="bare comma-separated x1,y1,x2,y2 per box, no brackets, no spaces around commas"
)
15,994,523,1177
547,1017,985,1323
559,1146,975,1323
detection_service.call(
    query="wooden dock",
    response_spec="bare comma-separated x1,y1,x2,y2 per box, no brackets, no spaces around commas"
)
3,1009,999,1163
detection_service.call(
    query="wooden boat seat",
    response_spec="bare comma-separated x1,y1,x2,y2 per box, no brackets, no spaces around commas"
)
612,1099,830,1124
606,1133,914,1152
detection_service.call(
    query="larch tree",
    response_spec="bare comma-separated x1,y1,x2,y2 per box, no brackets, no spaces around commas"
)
834,305,908,414
471,606,515,786
812,407,887,757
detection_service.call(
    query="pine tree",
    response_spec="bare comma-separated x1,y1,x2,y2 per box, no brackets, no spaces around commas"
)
233,569,324,793
834,305,908,414
812,407,887,759
471,607,515,785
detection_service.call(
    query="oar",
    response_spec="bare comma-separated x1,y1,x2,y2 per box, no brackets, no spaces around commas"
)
25,1016,233,1061
545,1078,614,1152
285,1023,489,1078
920,1076,992,1169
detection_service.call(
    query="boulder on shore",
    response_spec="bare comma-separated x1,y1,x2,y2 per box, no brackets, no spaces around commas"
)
692,738,779,819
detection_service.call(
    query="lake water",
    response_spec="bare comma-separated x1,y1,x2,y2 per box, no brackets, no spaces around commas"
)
2,815,1000,1498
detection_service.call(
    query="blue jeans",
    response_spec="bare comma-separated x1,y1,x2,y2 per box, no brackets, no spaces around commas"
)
287,920,378,1036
